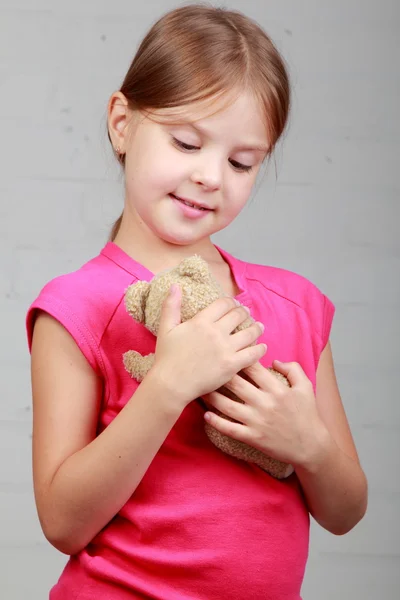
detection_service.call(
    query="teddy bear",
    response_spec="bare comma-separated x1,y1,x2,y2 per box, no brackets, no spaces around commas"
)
122,254,294,480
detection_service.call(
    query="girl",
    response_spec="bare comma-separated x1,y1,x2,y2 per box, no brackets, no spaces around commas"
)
27,4,367,599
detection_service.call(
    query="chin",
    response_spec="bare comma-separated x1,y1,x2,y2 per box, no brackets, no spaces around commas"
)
160,233,205,246
152,225,211,247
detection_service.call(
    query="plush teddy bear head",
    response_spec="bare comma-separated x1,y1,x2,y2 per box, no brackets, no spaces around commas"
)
125,254,240,335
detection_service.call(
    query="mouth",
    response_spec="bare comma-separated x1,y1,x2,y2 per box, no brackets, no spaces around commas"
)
169,193,213,211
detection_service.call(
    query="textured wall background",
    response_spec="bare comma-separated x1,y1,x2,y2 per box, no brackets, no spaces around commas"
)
1,1,399,598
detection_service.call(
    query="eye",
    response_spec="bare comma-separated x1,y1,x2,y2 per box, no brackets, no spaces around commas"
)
229,160,253,173
171,137,198,151
171,136,253,173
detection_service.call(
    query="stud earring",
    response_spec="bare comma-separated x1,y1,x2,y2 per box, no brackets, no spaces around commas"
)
114,145,125,163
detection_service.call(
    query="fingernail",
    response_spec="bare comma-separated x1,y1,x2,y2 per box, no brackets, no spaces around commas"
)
257,321,265,332
234,299,240,306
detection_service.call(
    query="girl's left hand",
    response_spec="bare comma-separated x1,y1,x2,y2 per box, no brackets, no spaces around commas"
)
203,359,330,469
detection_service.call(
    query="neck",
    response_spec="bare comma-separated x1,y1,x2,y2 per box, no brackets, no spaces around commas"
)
113,212,223,275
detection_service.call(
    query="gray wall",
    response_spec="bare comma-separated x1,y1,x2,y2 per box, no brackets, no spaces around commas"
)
1,1,399,598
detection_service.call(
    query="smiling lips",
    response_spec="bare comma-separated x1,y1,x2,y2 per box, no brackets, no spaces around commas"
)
170,193,213,211
169,193,214,219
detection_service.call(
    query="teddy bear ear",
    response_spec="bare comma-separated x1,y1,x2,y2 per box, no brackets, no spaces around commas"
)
178,255,212,283
124,281,151,324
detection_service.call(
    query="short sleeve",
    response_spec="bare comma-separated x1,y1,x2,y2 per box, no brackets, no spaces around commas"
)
26,286,103,376
321,293,335,351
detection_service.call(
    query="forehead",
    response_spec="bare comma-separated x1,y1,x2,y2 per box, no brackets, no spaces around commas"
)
146,89,265,129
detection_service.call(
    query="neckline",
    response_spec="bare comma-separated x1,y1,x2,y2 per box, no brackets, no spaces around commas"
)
101,241,251,305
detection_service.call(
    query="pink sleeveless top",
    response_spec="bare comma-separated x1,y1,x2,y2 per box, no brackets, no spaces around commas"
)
26,242,335,600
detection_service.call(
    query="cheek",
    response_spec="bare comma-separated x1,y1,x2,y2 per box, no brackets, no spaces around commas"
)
142,147,183,192
126,127,174,188
224,179,253,216
126,151,176,195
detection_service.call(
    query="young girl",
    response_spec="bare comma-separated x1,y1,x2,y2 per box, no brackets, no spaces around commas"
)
27,4,367,599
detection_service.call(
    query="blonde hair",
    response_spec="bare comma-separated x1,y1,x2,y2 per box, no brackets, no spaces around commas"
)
107,3,291,241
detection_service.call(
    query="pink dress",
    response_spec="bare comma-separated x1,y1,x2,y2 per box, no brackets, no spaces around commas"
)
26,242,335,600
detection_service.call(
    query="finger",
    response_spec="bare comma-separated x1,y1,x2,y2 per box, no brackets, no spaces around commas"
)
223,374,262,407
273,360,309,388
194,296,240,324
230,322,265,350
203,390,249,423
204,409,250,443
217,305,253,335
234,343,268,372
241,362,284,393
157,284,182,336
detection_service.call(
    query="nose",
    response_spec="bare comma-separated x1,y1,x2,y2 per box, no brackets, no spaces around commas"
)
189,158,222,191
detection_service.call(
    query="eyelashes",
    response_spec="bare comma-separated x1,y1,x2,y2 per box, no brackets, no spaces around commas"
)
171,137,253,173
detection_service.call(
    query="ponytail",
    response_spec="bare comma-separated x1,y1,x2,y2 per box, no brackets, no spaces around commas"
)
109,213,123,241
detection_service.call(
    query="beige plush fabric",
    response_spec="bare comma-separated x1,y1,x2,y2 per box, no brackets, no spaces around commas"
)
123,255,293,479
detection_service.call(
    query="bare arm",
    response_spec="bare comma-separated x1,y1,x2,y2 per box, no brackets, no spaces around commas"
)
31,313,184,555
295,341,368,534
31,293,265,556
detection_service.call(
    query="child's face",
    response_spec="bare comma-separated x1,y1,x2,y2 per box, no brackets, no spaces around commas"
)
115,89,269,247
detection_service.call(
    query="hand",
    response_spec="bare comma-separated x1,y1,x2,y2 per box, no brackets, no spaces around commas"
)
152,285,267,406
202,360,330,470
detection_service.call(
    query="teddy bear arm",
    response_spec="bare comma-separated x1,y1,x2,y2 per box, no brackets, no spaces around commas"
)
123,350,155,382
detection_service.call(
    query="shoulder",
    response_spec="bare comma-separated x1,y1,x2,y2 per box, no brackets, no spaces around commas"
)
33,249,132,314
245,259,327,309
218,244,331,311
237,254,335,347
26,248,136,373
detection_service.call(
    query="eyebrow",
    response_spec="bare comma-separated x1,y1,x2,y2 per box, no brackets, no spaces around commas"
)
179,120,269,153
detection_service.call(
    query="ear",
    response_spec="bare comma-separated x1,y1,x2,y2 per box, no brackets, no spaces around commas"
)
124,281,151,324
107,91,138,156
178,255,212,283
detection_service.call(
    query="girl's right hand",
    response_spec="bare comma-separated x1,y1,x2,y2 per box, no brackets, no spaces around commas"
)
152,284,266,406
